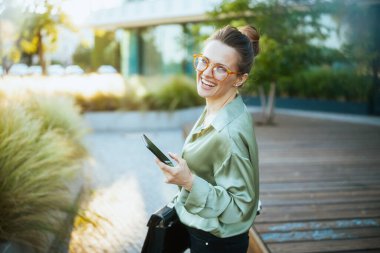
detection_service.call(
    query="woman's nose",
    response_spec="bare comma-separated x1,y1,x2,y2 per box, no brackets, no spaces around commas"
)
202,65,213,78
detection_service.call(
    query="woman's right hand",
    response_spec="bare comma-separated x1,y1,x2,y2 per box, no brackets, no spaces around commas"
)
155,152,194,191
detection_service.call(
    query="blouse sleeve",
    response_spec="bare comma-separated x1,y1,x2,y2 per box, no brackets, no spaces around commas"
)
181,153,257,224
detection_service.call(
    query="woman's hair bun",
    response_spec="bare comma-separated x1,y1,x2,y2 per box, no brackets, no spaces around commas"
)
238,25,260,56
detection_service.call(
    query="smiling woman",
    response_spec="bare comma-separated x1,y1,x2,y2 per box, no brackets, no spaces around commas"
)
152,25,261,253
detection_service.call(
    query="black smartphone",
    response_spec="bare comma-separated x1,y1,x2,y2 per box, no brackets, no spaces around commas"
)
142,134,174,167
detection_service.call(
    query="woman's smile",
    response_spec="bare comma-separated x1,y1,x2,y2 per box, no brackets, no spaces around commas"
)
200,77,217,89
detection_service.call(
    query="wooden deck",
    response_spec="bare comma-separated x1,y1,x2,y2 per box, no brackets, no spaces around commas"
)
252,113,380,253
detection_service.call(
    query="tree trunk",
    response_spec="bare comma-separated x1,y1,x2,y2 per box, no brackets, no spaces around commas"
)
369,58,380,115
265,82,276,124
37,30,47,75
258,85,267,122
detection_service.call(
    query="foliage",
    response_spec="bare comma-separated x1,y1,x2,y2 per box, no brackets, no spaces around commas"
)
73,75,204,111
92,30,120,71
73,43,93,72
0,95,87,252
0,2,25,69
75,93,123,112
333,2,380,113
143,75,204,111
277,67,371,102
16,1,74,74
22,95,88,150
210,0,338,90
336,2,380,73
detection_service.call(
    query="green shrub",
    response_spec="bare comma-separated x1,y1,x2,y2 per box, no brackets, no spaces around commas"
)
143,75,204,111
277,68,371,102
73,75,204,111
0,96,87,252
75,92,123,112
23,95,88,152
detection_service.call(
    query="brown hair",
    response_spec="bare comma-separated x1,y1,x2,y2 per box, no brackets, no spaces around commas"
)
209,25,260,74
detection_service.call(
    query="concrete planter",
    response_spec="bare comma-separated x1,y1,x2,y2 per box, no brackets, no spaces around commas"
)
84,107,204,132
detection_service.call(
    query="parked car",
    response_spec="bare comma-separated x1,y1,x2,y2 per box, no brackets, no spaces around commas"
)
29,65,43,75
65,65,84,75
97,65,117,74
9,63,29,76
47,64,65,75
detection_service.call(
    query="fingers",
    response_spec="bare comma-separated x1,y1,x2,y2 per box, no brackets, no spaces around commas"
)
168,152,179,162
169,152,186,166
155,157,173,174
156,158,175,183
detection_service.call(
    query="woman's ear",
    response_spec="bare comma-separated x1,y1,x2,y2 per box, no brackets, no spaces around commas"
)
234,73,248,87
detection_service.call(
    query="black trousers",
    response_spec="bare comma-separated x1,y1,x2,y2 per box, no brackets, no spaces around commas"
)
186,227,249,253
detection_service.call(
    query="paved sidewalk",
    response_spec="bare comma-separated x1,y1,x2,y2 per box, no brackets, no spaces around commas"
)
70,129,184,253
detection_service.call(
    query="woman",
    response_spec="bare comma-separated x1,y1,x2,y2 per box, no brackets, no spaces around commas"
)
155,25,260,253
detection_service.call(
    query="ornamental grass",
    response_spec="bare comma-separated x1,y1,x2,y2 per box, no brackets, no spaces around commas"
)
0,95,88,252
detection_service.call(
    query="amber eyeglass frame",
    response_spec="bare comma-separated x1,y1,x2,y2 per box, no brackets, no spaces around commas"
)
193,54,240,81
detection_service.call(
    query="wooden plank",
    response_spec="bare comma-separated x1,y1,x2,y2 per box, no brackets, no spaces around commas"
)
260,160,380,167
260,176,380,184
258,157,380,165
260,163,380,171
255,218,380,233
260,189,380,201
256,202,380,214
260,227,380,243
267,237,380,253
342,250,380,253
255,209,380,223
247,228,269,253
260,181,380,193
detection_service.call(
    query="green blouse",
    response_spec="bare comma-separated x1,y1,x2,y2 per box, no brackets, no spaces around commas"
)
174,95,259,238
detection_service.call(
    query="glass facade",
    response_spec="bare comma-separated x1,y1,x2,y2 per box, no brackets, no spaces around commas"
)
118,23,215,78
141,25,186,76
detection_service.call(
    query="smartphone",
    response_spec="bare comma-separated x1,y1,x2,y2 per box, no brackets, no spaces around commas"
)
142,134,174,167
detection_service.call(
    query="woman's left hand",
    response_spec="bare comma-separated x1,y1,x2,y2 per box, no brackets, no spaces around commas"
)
155,152,194,191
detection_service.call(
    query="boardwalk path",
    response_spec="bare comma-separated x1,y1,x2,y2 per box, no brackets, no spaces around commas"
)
254,114,380,253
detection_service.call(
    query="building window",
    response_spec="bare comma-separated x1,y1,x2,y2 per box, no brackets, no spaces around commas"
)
141,25,187,76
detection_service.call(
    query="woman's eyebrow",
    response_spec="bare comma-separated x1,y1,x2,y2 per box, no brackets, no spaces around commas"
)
203,55,230,68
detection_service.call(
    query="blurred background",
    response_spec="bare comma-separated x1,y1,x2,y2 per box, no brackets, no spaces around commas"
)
1,1,380,253
0,0,379,116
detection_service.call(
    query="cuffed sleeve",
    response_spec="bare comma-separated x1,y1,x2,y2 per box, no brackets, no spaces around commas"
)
184,175,217,213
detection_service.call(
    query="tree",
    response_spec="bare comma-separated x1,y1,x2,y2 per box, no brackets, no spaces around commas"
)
0,1,24,72
334,1,380,114
209,0,336,123
17,0,73,75
91,30,120,72
73,43,92,72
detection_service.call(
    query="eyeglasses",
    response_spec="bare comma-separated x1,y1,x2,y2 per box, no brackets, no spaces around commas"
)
193,54,240,81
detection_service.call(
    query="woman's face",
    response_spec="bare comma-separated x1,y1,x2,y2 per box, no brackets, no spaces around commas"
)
196,40,241,101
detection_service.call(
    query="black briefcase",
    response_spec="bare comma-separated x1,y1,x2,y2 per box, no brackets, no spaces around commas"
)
141,204,190,253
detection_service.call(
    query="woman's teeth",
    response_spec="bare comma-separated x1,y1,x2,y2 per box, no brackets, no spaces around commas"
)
202,78,216,87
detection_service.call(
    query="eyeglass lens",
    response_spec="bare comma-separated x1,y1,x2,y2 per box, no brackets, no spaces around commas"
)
194,56,228,81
